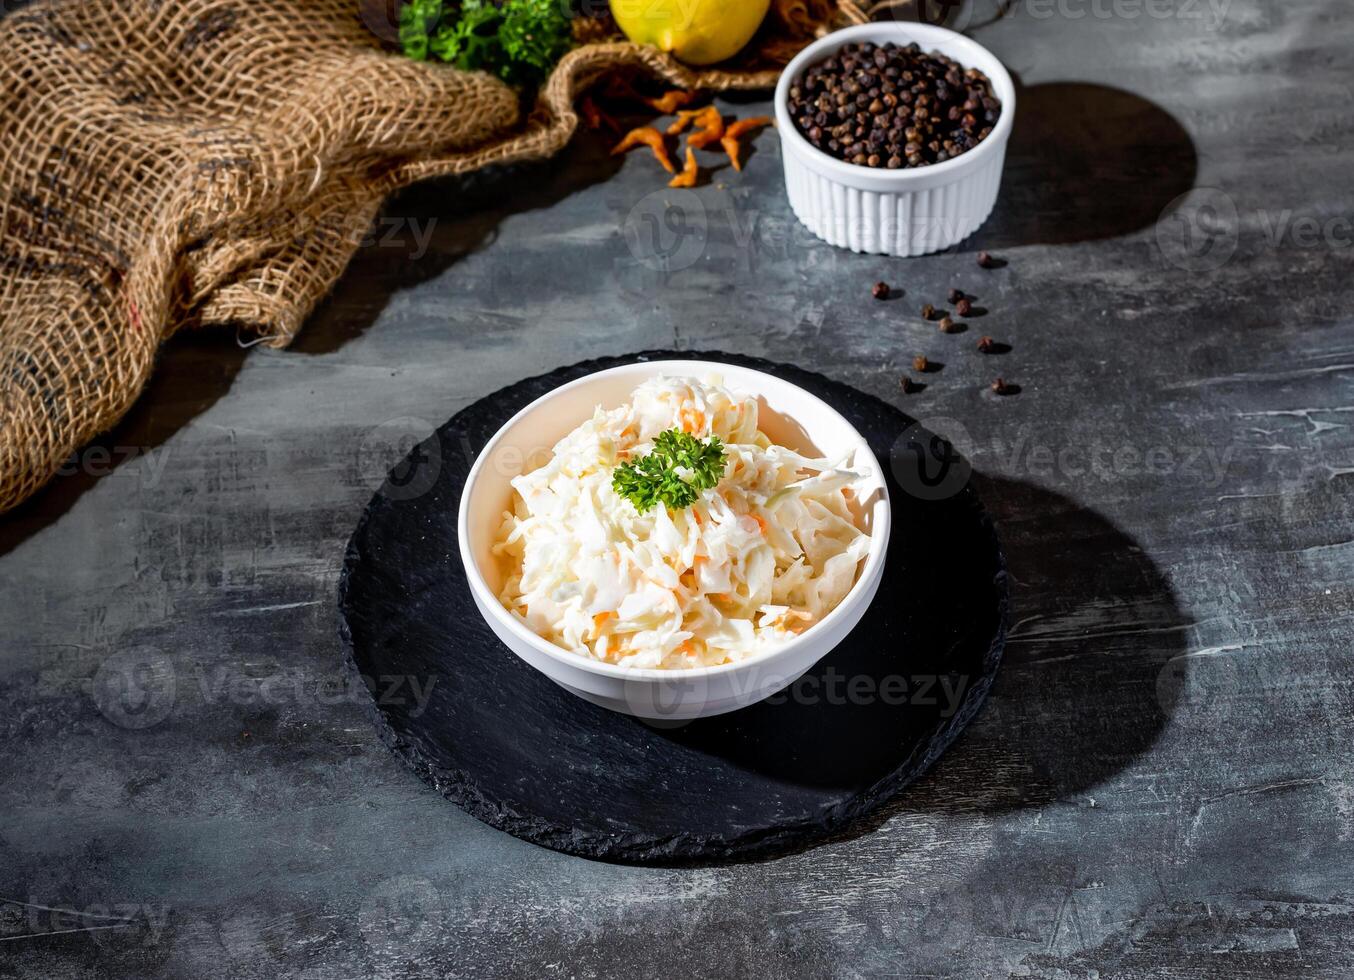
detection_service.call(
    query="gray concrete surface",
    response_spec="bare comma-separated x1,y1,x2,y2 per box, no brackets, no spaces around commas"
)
2,0,1353,976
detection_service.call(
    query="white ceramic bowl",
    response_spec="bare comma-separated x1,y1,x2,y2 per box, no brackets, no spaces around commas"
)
457,360,891,721
774,22,1016,257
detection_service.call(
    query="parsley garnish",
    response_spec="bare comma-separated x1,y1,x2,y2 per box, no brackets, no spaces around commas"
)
612,429,727,513
399,0,573,89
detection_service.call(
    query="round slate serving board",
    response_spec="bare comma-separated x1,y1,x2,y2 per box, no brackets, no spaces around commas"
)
338,352,1008,864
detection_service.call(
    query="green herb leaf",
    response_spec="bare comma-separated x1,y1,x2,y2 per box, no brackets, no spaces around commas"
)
612,429,727,513
398,0,444,61
400,0,573,89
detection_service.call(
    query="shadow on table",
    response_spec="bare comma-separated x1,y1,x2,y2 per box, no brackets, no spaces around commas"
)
895,472,1193,814
291,130,623,355
0,332,248,560
658,472,1188,855
972,80,1198,249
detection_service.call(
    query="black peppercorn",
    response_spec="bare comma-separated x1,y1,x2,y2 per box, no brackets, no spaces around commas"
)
872,281,890,300
956,297,972,317
786,40,1001,169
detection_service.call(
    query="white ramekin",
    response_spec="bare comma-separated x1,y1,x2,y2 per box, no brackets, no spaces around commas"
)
457,361,891,721
774,22,1016,257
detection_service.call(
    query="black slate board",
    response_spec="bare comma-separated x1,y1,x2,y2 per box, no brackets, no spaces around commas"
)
338,352,1009,864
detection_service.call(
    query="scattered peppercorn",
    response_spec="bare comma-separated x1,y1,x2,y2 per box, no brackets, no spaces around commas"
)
947,288,964,304
955,297,972,317
991,377,1016,395
977,335,997,352
872,281,890,300
938,314,958,333
921,303,936,320
786,41,1001,169
913,355,929,373
977,250,999,268
900,375,918,393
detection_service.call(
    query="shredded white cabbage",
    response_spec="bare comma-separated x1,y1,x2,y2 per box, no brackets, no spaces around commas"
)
492,375,872,669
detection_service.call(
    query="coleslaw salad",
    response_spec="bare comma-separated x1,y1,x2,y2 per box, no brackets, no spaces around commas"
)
492,375,873,669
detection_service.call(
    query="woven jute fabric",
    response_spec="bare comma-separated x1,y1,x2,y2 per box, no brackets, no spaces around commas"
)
0,0,869,512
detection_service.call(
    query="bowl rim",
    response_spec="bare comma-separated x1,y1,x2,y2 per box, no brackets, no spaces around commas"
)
457,359,892,681
773,21,1017,185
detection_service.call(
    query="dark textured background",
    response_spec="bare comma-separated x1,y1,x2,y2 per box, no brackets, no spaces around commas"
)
2,0,1353,976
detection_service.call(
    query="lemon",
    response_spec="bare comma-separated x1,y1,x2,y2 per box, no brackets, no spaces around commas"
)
611,0,772,66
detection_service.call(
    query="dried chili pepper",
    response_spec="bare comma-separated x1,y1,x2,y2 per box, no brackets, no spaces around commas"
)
647,89,698,114
667,108,704,135
669,146,700,188
611,126,676,174
720,115,773,171
686,106,726,150
580,95,620,136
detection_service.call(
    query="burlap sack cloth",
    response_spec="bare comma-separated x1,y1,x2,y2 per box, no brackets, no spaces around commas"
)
0,0,878,512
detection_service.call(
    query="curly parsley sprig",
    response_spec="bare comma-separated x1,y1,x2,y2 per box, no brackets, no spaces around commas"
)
399,0,573,89
612,429,727,513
